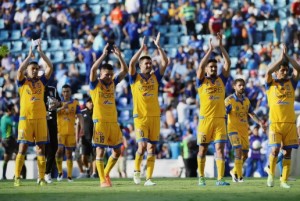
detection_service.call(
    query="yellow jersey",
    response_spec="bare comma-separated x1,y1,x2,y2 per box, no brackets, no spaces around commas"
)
90,78,118,122
129,70,163,117
18,75,48,120
57,99,81,135
197,74,227,118
266,78,297,123
225,93,253,129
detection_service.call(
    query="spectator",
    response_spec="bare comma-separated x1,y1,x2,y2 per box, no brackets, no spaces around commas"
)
13,6,28,31
291,0,300,17
273,16,282,44
168,2,181,24
125,0,140,19
259,0,273,20
198,1,212,34
180,1,196,35
246,15,257,45
283,17,298,55
79,42,96,84
123,15,140,50
110,3,123,47
231,11,244,46
28,4,41,24
209,10,223,35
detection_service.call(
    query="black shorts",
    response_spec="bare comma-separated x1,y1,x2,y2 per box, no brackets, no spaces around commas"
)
2,136,18,155
81,137,94,156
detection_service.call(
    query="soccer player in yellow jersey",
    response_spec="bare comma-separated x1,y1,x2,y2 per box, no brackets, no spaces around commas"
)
129,33,168,186
265,45,300,189
55,84,84,182
196,33,231,186
89,44,128,188
14,39,53,186
225,78,265,182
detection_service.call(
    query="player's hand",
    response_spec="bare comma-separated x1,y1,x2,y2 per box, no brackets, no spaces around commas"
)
37,39,42,53
140,36,146,50
208,38,213,51
102,43,110,56
153,32,161,48
79,128,84,137
260,121,267,133
28,46,34,58
112,45,121,58
216,32,223,47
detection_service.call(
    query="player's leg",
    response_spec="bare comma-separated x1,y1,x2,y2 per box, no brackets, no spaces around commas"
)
104,147,121,186
228,131,242,182
36,144,46,185
144,142,156,186
65,148,73,181
55,145,64,181
95,147,109,187
14,143,28,186
215,142,230,186
197,144,208,186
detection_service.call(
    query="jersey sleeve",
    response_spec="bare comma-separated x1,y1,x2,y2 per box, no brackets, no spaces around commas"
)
196,77,205,88
40,74,48,86
113,74,120,86
154,69,163,85
17,78,26,87
291,78,298,90
225,97,232,114
89,80,98,90
129,72,137,85
219,73,228,85
265,78,273,90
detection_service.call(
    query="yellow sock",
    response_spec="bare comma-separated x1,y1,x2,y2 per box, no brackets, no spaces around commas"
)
15,153,25,178
146,154,156,180
134,152,143,172
216,159,225,180
56,157,63,174
66,159,73,178
37,155,46,179
281,158,291,182
235,159,243,179
269,155,277,176
96,158,105,183
104,156,118,176
197,157,206,177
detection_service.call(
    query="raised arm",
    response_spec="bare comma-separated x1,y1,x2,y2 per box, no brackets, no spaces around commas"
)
153,32,169,75
90,43,109,82
129,36,146,76
248,112,266,132
112,45,128,81
197,38,213,80
37,39,53,80
265,48,284,83
218,33,231,77
17,46,33,81
283,45,300,81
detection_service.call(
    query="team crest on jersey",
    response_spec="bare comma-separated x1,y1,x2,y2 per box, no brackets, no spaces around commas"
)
236,106,239,111
26,89,32,95
140,79,144,84
215,80,220,86
149,78,154,84
96,132,104,136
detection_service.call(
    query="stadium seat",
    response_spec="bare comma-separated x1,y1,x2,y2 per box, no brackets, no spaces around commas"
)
118,97,128,107
88,0,99,4
265,32,273,42
256,21,265,31
94,14,102,24
123,49,133,61
76,0,87,5
64,52,75,63
254,31,263,44
10,41,23,53
48,39,61,51
119,110,130,121
278,8,287,19
77,62,87,75
169,25,179,34
41,40,48,51
195,23,203,33
230,57,238,68
166,47,177,58
10,30,21,40
0,30,9,41
0,19,4,29
51,51,64,64
61,39,73,50
101,4,110,15
157,25,168,34
91,4,101,15
180,35,190,46
1,42,11,50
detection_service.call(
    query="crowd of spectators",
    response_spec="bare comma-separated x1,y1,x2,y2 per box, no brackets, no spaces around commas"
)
1,0,300,177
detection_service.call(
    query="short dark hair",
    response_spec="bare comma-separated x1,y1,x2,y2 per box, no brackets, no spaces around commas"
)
139,56,152,62
207,58,217,64
62,84,71,89
5,104,14,112
280,61,289,68
101,63,113,71
28,61,39,66
234,78,245,85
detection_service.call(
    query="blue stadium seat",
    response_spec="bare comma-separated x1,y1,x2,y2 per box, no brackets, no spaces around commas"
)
51,51,64,64
91,4,101,15
1,42,11,50
123,49,133,61
254,31,263,44
0,30,9,41
10,30,21,40
77,62,87,75
265,32,273,42
101,4,110,15
48,39,61,51
76,0,87,5
195,23,203,33
165,36,179,48
230,57,238,68
118,110,130,121
88,0,99,4
157,25,168,34
61,39,73,50
118,97,128,107
166,47,177,58
10,41,23,53
94,14,102,24
180,35,190,46
0,19,4,29
41,40,48,51
278,8,287,19
64,52,75,63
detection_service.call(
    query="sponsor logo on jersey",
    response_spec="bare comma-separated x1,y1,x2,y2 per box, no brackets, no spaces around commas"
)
143,92,154,97
103,100,113,105
277,100,289,105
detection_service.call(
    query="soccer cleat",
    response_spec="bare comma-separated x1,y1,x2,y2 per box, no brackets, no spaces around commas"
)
14,178,21,187
91,173,98,178
238,177,244,183
67,177,74,182
76,173,88,179
57,173,63,182
280,182,291,189
133,171,141,184
144,179,156,186
38,179,47,186
105,175,112,187
45,174,53,184
216,178,230,186
198,177,206,186
230,170,238,182
267,174,274,187
100,181,112,188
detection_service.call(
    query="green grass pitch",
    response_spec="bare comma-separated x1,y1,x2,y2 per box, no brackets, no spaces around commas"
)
1,178,300,201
